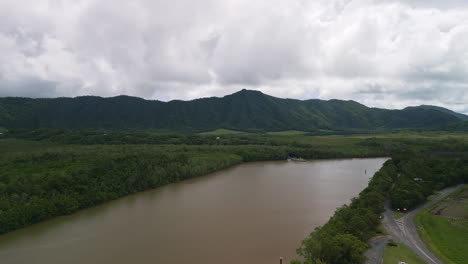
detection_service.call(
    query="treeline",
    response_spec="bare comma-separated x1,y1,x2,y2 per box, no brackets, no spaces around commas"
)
294,159,398,264
4,129,279,146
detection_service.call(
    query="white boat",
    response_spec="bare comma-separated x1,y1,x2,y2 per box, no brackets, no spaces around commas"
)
287,156,305,161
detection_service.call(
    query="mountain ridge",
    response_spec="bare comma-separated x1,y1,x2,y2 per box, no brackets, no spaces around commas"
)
0,90,464,132
405,105,468,121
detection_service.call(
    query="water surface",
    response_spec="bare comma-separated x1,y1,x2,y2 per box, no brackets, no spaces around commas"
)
0,158,388,264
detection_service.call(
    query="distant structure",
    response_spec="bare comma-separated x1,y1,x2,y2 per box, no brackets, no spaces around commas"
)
414,177,423,181
216,137,220,140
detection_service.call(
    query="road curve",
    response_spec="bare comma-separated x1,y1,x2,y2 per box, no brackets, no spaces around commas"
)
365,236,388,264
382,184,463,264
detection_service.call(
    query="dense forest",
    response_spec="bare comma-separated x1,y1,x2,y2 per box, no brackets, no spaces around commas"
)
390,154,468,210
1,90,466,132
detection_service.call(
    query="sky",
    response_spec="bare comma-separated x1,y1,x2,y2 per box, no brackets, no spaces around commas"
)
1,0,468,113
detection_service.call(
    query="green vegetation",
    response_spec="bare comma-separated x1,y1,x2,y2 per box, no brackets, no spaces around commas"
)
410,105,468,121
294,135,468,264
265,130,308,136
1,90,465,132
0,129,467,264
198,129,248,135
374,223,387,236
0,132,396,235
3,129,394,158
383,242,426,264
393,211,406,219
415,187,468,264
0,142,247,234
389,155,468,210
427,193,440,201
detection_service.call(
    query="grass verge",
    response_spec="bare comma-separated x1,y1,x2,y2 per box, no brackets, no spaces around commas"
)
383,242,426,264
414,186,468,264
393,211,406,219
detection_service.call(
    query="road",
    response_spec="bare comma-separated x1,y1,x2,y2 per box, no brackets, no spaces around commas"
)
364,236,388,264
366,184,463,264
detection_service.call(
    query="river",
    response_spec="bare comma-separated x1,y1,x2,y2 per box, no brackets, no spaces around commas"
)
0,158,388,264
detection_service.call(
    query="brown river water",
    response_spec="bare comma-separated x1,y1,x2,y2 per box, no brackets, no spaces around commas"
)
0,158,388,264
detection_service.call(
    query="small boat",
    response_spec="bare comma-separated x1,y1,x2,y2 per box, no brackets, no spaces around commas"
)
287,156,305,161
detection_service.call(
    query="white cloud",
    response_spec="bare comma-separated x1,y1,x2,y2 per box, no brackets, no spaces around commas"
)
0,0,467,113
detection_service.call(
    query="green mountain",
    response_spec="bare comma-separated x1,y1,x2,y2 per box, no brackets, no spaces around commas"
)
406,105,468,121
0,89,462,132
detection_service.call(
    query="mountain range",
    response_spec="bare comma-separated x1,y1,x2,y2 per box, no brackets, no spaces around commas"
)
0,89,466,132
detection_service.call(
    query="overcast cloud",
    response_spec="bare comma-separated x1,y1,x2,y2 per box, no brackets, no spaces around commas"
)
1,0,467,113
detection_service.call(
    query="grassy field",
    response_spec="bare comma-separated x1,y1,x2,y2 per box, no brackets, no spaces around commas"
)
264,130,308,136
415,186,468,264
383,242,426,264
0,138,59,153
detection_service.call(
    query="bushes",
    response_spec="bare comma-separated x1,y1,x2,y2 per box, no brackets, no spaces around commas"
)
387,240,397,247
390,155,467,210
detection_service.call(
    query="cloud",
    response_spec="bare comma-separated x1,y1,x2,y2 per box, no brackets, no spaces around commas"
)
0,0,467,113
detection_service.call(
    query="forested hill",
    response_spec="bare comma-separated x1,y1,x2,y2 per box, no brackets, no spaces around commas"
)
406,105,468,121
0,89,464,132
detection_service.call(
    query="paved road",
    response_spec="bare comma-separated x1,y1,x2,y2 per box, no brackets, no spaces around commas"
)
365,236,388,264
381,184,463,264
365,184,463,264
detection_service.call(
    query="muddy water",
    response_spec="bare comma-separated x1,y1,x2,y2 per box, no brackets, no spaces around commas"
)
0,158,388,264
